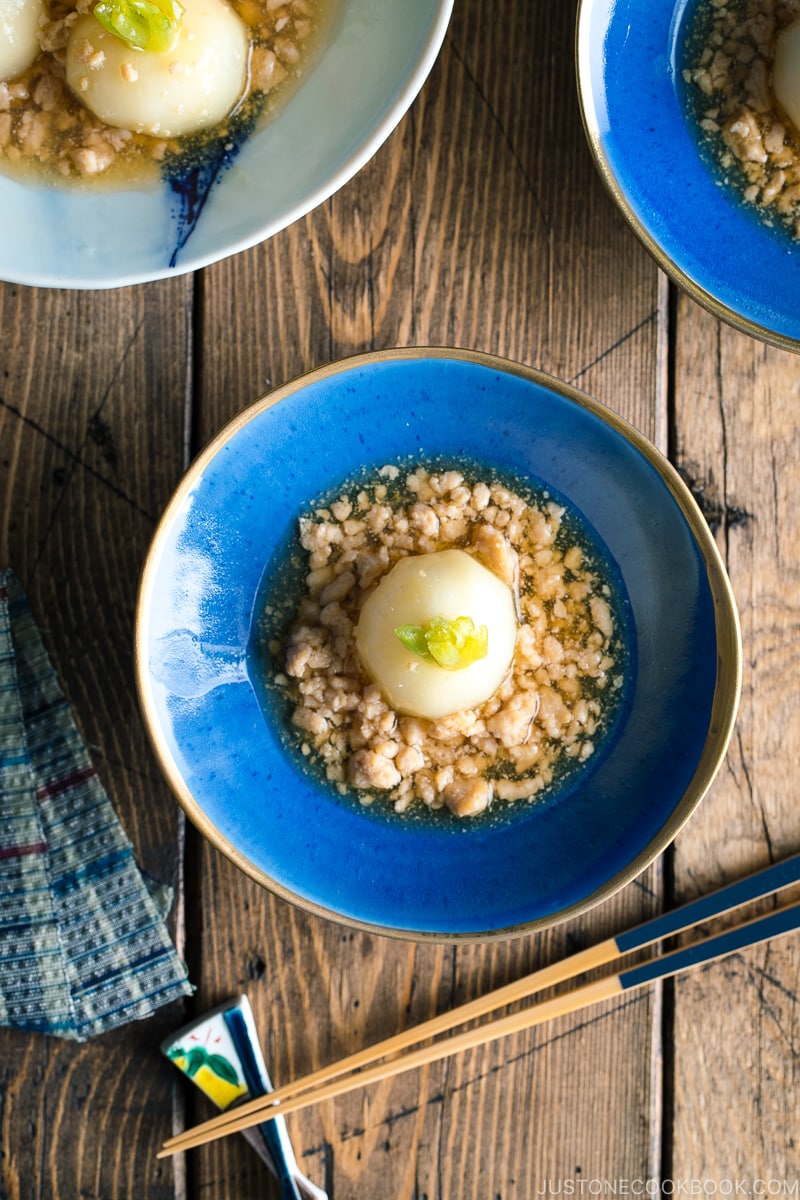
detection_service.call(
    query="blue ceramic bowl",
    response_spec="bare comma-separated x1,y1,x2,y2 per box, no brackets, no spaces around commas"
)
577,0,800,350
135,349,741,940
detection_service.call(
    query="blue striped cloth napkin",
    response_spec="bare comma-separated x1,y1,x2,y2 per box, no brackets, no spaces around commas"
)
0,568,192,1040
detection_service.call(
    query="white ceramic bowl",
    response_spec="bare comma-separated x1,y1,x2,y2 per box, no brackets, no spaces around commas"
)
0,0,452,289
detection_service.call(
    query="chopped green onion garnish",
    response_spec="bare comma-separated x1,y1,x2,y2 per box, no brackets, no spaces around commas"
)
394,616,489,671
394,623,432,661
94,0,184,52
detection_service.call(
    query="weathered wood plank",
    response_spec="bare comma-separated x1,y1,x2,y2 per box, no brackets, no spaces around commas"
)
670,297,800,1187
188,1,666,1197
0,279,192,1199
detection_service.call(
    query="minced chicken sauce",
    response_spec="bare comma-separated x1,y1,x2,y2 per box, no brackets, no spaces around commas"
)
257,462,631,821
682,0,800,239
0,0,324,183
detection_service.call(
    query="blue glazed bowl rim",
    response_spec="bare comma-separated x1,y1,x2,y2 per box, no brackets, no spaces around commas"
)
135,347,742,941
576,0,800,352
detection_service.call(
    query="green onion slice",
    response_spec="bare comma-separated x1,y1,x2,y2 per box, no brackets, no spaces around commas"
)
93,0,184,52
394,616,489,671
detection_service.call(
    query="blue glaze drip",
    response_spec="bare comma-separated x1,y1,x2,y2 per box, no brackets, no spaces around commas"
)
163,102,259,267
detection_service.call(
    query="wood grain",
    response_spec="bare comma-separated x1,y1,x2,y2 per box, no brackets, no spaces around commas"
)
0,280,193,1199
189,3,665,1198
670,299,800,1187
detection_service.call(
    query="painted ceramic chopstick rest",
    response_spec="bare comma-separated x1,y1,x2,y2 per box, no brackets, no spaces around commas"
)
162,995,326,1200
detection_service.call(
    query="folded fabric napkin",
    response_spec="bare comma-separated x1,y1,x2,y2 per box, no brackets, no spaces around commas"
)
0,568,192,1041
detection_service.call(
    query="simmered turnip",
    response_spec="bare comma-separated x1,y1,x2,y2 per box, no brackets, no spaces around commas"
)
355,549,517,720
65,0,247,137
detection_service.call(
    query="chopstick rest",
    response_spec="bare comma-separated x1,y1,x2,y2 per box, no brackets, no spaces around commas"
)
162,995,327,1200
0,568,192,1040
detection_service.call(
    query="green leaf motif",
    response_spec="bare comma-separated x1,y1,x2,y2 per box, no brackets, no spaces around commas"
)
206,1053,241,1085
183,1047,208,1077
166,1043,241,1086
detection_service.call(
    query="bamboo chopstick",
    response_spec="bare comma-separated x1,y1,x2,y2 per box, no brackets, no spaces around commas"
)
158,852,800,1159
160,895,800,1158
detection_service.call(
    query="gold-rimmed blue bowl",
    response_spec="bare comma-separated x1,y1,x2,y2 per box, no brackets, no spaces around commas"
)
577,0,800,351
135,348,741,941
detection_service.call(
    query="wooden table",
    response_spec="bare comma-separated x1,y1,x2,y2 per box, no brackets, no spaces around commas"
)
1,2,798,1196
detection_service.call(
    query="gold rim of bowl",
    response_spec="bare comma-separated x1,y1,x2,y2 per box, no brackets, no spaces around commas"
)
574,0,800,355
135,347,743,942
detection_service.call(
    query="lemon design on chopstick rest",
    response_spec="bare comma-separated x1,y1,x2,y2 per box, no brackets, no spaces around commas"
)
167,1044,248,1109
395,615,489,670
93,0,184,52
